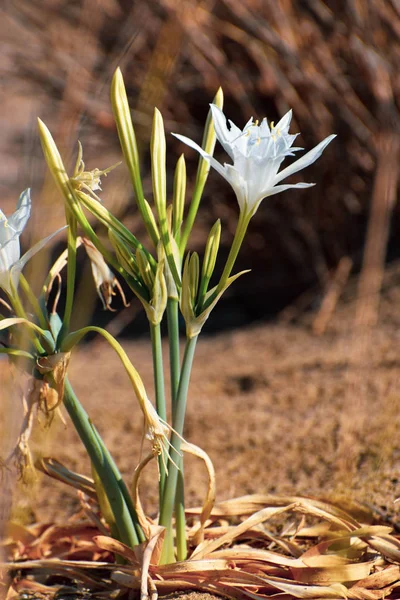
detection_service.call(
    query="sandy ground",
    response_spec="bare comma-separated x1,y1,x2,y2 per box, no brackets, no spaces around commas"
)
2,280,400,531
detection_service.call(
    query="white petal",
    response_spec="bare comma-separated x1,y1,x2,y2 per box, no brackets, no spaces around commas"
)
224,164,248,212
0,271,12,294
8,189,31,234
274,109,293,132
209,104,236,159
251,182,315,215
1,237,21,268
172,133,228,180
265,182,315,197
0,219,18,247
9,226,67,291
274,134,336,184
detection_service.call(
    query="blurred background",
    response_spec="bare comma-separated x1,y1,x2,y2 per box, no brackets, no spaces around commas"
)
2,0,400,333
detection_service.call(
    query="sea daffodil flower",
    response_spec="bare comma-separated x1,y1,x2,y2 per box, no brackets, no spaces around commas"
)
0,189,32,294
173,105,336,217
0,189,66,296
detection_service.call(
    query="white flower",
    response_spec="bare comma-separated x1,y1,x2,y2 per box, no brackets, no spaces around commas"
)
173,105,336,216
0,189,31,294
0,189,66,295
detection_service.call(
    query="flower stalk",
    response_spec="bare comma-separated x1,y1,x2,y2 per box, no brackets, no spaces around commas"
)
159,334,198,563
150,322,167,497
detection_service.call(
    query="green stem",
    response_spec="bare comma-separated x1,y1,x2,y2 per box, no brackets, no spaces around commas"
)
166,298,187,561
19,274,48,330
167,299,180,415
174,471,187,561
63,378,142,547
150,322,167,499
159,335,198,563
203,210,251,310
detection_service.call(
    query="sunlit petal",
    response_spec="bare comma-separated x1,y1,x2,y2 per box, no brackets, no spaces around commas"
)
8,189,31,233
274,135,336,184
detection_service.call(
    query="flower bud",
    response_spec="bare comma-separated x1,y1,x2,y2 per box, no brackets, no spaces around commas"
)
197,219,221,309
108,230,138,278
180,252,200,338
172,154,186,239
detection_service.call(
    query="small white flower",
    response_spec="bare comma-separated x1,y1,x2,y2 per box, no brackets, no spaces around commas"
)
173,105,336,216
0,189,31,294
0,189,66,296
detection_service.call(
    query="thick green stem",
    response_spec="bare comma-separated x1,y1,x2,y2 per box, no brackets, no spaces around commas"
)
174,471,187,561
90,425,145,543
150,322,167,499
159,335,198,563
166,298,187,561
63,378,142,547
167,299,180,415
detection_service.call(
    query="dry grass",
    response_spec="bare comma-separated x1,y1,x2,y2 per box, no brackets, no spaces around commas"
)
4,492,400,599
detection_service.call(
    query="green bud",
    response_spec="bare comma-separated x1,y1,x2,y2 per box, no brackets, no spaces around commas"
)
179,87,224,255
37,119,71,197
196,87,224,187
143,199,160,242
111,68,159,246
152,242,168,324
151,108,181,288
151,108,167,223
197,219,221,310
136,248,155,291
162,234,181,301
108,230,138,278
188,252,199,303
172,154,186,239
180,252,201,339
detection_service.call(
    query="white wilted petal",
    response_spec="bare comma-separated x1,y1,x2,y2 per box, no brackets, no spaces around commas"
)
82,238,129,312
0,190,32,292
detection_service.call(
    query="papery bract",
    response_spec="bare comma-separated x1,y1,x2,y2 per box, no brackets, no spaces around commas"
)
174,105,336,216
